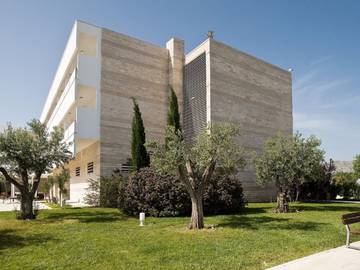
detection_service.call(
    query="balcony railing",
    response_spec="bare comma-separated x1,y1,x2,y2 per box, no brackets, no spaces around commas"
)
47,69,77,131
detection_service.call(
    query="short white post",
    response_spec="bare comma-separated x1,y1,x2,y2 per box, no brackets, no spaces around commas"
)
139,212,145,226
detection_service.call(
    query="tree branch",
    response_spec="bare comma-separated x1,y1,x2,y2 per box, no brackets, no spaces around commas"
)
202,159,216,187
178,165,195,197
185,159,197,189
31,172,42,195
0,167,23,191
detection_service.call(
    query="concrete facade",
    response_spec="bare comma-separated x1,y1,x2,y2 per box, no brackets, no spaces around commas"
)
210,40,292,201
41,21,292,203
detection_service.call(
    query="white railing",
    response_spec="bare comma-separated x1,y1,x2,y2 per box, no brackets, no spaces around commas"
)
64,121,76,142
47,69,77,131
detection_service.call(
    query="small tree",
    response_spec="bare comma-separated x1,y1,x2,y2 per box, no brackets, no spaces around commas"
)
0,120,71,219
353,155,360,180
47,175,55,202
332,172,357,200
254,133,324,213
55,168,70,207
84,178,100,206
131,98,150,170
167,87,181,132
149,123,246,229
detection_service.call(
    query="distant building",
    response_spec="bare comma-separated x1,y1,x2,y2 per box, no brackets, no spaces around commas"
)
40,21,293,203
334,161,354,173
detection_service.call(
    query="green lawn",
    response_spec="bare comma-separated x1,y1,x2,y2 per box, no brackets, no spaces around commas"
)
1,203,359,270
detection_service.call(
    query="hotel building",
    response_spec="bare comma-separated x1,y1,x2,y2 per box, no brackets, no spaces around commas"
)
40,21,292,203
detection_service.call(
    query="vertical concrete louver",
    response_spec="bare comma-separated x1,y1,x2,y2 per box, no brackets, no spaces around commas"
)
183,53,207,143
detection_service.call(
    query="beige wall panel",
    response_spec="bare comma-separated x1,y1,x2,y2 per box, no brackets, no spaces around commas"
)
210,40,293,202
100,29,169,176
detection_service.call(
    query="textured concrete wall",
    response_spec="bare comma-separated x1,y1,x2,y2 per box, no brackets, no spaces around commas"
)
55,141,100,202
99,29,170,176
209,39,293,202
166,38,184,117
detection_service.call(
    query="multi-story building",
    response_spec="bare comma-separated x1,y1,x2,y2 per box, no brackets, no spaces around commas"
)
40,20,292,203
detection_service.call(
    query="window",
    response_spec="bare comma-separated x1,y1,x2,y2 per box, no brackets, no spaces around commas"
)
75,167,80,176
87,162,94,174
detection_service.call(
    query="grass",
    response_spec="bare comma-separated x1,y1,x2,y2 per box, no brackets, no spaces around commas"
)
1,202,359,270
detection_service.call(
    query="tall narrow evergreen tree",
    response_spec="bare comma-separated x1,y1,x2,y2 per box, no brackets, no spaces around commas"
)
167,87,181,132
131,98,150,170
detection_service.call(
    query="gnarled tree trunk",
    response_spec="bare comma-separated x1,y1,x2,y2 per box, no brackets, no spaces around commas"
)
20,192,35,219
189,192,204,229
276,190,289,213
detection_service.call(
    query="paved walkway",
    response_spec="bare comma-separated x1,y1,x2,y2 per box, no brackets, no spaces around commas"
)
0,200,50,212
268,241,360,270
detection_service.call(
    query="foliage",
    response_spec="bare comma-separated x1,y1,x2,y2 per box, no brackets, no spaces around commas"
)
0,119,71,219
332,172,358,200
1,203,360,269
100,175,123,208
119,167,246,217
298,159,336,200
38,178,52,201
167,87,181,132
0,175,9,197
55,168,70,207
131,98,150,171
203,170,246,215
119,167,190,217
84,178,100,207
84,175,123,207
148,123,246,228
353,154,360,179
254,133,324,212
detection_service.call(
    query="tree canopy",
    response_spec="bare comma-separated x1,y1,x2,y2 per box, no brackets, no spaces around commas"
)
0,119,71,219
254,133,324,213
148,123,246,229
353,154,360,180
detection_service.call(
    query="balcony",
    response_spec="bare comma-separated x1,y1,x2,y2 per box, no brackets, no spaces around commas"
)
63,107,99,155
47,69,77,131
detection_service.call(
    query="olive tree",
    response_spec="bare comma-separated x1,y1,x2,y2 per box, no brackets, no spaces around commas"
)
0,120,71,219
148,123,246,229
254,133,324,213
353,154,360,180
55,168,70,207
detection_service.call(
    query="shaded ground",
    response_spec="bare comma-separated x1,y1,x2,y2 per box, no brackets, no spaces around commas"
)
0,203,359,270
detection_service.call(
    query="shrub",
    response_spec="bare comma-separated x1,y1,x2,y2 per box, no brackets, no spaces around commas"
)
204,172,246,215
331,172,358,200
119,168,190,217
85,176,123,208
84,178,100,206
119,167,246,217
100,175,123,208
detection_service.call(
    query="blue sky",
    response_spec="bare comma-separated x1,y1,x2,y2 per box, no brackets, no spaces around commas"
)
0,0,359,160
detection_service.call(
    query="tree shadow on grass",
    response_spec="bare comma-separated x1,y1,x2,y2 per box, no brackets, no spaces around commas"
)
218,215,327,231
0,229,58,253
41,208,128,224
293,203,360,213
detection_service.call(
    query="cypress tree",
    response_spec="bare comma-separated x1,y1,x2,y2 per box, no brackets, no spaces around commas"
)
167,87,181,132
131,98,150,170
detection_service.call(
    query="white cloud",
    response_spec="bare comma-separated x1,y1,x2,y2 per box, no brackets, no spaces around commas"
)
293,113,334,131
309,55,333,67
